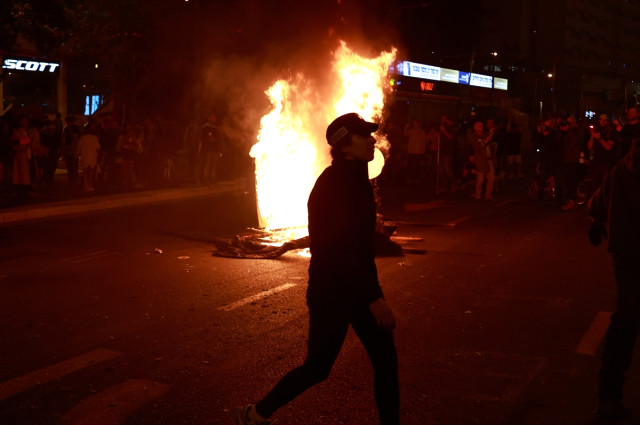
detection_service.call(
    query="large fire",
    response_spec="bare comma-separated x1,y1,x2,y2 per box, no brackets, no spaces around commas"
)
249,41,397,240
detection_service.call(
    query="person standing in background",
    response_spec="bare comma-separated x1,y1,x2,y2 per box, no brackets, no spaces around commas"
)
403,119,427,184
469,120,495,201
77,119,101,192
10,116,33,202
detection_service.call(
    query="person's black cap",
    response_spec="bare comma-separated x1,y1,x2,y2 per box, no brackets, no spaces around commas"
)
326,113,378,146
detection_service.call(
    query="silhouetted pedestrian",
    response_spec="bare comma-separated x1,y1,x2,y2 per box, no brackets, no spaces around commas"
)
588,139,640,421
234,113,399,425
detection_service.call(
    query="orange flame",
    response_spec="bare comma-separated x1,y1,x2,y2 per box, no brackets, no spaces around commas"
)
250,41,397,239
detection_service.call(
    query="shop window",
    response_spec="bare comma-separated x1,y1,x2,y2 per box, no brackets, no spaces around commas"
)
84,94,104,115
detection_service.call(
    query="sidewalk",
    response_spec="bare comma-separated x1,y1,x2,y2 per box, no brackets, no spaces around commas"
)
0,169,245,226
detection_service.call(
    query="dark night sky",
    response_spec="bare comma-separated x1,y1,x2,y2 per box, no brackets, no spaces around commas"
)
396,1,482,69
65,0,483,120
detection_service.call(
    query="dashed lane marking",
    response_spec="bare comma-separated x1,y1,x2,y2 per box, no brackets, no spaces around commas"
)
0,348,122,401
445,216,471,227
59,379,169,425
218,283,297,312
576,311,611,355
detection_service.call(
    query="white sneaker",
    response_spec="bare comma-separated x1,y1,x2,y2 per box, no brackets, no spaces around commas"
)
233,405,270,425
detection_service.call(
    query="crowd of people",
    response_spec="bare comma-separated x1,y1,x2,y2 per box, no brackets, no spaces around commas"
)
0,111,244,205
380,106,640,210
1,106,638,209
533,107,640,210
382,113,524,201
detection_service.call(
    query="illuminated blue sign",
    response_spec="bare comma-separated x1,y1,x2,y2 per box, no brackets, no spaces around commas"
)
394,61,506,90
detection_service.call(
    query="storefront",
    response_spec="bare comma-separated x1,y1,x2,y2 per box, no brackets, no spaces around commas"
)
1,55,67,119
390,59,510,125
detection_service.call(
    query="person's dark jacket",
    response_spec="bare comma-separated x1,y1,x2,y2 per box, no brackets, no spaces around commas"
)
591,125,619,166
307,159,383,307
588,145,640,254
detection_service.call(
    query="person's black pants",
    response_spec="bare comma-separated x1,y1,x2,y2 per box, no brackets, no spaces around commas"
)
599,254,640,402
538,160,561,200
256,301,399,424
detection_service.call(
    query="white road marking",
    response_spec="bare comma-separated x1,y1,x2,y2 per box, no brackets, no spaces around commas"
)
445,216,471,227
59,379,169,425
576,311,612,355
218,283,297,312
390,236,424,243
0,348,122,401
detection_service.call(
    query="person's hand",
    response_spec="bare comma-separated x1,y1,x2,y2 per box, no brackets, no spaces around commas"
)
588,221,608,246
369,298,396,331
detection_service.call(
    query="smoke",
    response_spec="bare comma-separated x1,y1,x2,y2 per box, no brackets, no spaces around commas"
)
194,0,402,153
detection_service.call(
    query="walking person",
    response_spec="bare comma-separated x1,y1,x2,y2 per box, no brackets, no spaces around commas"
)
588,139,640,421
234,113,399,425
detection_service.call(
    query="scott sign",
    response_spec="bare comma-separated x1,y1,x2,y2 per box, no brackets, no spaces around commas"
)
2,58,60,73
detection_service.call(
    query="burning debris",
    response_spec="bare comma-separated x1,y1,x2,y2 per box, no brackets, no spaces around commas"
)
212,41,409,259
250,41,396,234
212,230,309,259
212,215,404,259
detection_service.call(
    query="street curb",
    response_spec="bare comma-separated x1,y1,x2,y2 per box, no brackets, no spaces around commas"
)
0,183,242,226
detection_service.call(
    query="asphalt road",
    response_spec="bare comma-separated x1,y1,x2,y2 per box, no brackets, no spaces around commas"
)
0,183,634,425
